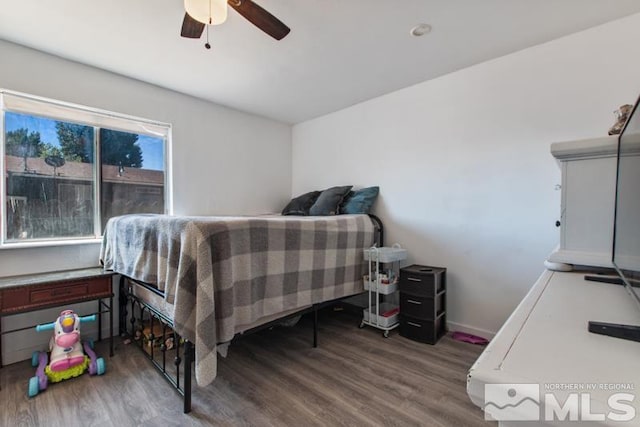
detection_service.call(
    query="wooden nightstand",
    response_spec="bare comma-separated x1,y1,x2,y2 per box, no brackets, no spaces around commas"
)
399,264,447,344
0,267,115,368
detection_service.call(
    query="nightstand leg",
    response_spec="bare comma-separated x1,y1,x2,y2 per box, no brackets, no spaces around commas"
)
0,316,3,369
98,299,103,342
1,315,3,392
110,295,114,357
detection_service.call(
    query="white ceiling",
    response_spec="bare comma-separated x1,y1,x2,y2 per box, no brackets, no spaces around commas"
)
1,1,639,124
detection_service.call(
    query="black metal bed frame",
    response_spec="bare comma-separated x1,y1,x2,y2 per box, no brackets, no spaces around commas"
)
119,276,194,412
118,214,383,414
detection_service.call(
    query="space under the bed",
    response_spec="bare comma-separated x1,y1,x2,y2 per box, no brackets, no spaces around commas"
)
119,275,338,414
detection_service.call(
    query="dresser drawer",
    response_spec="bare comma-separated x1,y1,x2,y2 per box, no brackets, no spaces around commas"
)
399,314,446,345
399,265,446,297
399,292,444,320
1,277,112,314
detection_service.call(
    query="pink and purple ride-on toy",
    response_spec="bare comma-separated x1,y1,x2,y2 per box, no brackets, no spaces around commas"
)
28,309,106,397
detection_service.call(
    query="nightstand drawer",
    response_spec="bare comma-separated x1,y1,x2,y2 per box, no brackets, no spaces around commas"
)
399,293,444,320
1,277,112,314
31,283,90,304
399,266,445,297
399,314,446,344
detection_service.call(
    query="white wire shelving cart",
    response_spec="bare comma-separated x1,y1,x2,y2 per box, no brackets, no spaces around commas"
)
360,244,408,337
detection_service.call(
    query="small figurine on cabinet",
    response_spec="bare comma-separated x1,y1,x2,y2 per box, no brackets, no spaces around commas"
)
609,104,634,135
28,309,106,397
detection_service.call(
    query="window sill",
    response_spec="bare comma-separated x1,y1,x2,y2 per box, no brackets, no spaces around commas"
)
0,238,103,250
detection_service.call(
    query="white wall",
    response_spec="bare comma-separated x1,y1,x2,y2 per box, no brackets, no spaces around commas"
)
0,39,292,277
0,39,291,364
292,13,640,337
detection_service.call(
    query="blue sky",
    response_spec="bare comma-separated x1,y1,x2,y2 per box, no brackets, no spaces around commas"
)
5,112,164,170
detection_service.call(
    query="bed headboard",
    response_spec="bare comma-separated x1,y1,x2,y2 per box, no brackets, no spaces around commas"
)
368,214,384,247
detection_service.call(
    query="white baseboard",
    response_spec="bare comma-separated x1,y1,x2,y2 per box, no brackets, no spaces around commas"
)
446,321,496,340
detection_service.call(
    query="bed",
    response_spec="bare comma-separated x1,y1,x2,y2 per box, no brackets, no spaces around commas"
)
99,213,381,412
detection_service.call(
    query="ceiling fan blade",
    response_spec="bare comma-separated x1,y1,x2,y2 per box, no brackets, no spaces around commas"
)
228,0,290,40
181,13,205,38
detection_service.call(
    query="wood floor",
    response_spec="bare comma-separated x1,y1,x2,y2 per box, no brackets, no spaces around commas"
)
0,310,494,426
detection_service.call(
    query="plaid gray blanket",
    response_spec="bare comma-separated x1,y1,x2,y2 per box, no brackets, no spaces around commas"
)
100,214,374,386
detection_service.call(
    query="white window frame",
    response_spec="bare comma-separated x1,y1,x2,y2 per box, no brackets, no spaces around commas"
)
0,89,173,248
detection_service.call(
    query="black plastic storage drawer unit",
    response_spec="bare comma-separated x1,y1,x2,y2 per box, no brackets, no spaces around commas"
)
399,265,447,344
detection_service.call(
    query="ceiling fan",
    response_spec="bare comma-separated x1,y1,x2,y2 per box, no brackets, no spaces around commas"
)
180,0,290,43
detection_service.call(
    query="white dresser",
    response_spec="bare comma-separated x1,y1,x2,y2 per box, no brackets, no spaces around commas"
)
467,270,640,426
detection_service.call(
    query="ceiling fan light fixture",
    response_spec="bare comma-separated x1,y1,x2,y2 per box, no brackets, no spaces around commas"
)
184,0,228,25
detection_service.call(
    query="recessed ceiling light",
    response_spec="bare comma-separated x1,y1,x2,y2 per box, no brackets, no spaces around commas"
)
411,23,432,37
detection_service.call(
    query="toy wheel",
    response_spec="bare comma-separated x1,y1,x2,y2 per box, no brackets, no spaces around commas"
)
28,376,39,398
96,358,106,376
31,351,40,367
383,330,390,338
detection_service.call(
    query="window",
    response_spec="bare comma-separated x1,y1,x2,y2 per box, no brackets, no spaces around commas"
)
1,90,171,246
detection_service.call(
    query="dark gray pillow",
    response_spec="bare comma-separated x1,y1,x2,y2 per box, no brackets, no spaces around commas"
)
309,186,353,216
282,191,322,215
